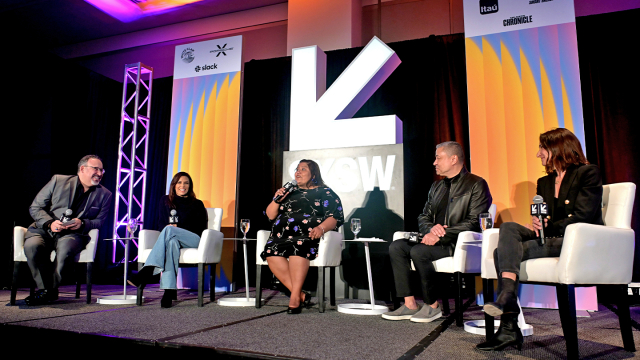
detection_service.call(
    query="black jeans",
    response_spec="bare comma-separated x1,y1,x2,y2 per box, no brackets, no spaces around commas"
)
389,239,451,304
495,222,564,277
24,233,87,290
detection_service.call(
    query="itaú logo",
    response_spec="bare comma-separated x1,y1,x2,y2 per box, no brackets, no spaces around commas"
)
479,0,498,14
288,155,396,192
289,37,403,151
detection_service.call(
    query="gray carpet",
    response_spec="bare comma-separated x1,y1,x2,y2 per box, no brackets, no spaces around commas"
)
1,286,639,359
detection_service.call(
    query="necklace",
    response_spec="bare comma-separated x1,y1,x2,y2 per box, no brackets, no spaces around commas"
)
555,170,566,184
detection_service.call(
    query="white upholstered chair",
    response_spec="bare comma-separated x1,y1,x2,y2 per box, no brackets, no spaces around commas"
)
392,204,496,326
480,183,636,358
136,208,224,307
255,229,343,312
11,227,99,305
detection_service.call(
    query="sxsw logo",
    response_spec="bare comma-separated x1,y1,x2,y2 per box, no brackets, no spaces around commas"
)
479,0,498,14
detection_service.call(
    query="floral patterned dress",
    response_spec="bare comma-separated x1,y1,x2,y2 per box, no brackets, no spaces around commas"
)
261,186,345,261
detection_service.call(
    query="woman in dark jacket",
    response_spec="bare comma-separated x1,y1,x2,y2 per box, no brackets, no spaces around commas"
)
477,128,603,351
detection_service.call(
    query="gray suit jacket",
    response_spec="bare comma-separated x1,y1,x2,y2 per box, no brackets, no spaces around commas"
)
26,175,113,239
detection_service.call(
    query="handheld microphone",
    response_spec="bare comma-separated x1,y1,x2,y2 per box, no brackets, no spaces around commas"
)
60,209,73,223
169,209,178,225
531,195,548,245
274,180,298,203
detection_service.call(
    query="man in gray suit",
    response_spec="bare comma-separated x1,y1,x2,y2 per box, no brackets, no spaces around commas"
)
24,155,112,305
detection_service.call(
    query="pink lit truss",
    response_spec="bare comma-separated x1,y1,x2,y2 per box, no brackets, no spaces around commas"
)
112,63,153,263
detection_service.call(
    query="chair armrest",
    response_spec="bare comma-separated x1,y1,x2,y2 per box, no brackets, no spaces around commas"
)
453,231,483,273
557,223,635,285
393,231,409,241
481,228,500,279
256,230,270,265
314,231,343,267
197,229,224,264
139,229,161,252
13,227,27,261
77,229,99,263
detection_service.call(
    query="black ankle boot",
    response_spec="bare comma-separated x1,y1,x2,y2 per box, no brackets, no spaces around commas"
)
484,278,519,317
127,266,157,287
476,314,523,351
161,290,176,308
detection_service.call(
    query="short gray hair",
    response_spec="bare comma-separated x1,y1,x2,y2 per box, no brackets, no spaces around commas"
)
78,155,102,173
436,141,465,163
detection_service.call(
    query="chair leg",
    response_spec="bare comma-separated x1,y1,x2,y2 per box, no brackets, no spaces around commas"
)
330,267,336,307
483,278,495,341
615,285,636,352
557,284,579,360
75,263,81,299
255,264,262,308
441,275,451,315
136,282,146,306
210,264,216,302
86,262,93,304
198,263,204,307
318,266,325,313
11,262,20,306
455,272,463,327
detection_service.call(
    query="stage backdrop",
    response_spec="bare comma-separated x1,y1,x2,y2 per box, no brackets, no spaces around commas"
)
464,0,596,310
167,35,243,290
464,0,585,224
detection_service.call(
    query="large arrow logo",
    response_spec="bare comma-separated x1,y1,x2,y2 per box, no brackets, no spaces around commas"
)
289,36,402,151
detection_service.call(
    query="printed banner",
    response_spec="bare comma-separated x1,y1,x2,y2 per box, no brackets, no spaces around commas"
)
464,0,585,224
168,35,243,290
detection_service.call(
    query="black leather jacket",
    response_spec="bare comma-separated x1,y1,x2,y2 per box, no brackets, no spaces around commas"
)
418,168,492,248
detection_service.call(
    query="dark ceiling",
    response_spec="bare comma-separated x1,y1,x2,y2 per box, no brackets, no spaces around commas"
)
1,0,286,49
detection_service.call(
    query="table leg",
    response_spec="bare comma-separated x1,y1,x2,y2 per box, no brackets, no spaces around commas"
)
364,241,375,310
243,239,250,300
123,239,129,299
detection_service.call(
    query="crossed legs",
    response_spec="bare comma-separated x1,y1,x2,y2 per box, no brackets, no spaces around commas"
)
266,255,310,308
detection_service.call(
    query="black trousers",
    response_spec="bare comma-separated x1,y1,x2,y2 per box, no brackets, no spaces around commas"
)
24,233,87,290
389,239,451,304
495,222,564,278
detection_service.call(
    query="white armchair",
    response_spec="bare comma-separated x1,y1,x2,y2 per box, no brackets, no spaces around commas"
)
255,229,343,312
136,208,224,307
392,204,496,326
480,183,636,358
11,227,99,305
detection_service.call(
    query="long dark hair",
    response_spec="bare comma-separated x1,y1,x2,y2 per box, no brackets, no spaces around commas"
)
539,128,588,174
299,159,326,188
168,172,196,207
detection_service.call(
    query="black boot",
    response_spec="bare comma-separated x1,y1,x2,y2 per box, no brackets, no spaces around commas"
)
476,314,523,351
483,277,519,317
127,266,158,287
161,289,177,308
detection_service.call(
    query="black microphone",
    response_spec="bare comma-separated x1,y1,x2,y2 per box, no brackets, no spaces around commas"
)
60,209,73,223
531,195,548,245
169,209,178,225
274,180,298,203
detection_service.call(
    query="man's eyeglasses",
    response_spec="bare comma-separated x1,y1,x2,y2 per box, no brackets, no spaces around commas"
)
85,165,106,174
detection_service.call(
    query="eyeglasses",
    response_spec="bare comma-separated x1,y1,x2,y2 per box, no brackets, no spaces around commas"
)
85,165,106,174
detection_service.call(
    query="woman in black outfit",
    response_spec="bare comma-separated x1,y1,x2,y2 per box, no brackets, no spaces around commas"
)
136,172,208,308
476,128,603,351
262,160,345,314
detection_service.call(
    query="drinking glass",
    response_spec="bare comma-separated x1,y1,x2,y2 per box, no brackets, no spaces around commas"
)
241,219,250,239
126,218,138,237
351,218,362,239
479,213,493,231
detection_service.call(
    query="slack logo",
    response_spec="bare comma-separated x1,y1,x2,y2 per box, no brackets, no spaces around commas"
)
479,0,498,15
194,64,218,72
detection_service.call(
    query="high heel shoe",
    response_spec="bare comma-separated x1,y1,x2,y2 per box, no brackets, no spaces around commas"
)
483,278,519,317
301,290,312,308
287,303,303,314
476,314,523,351
161,289,177,308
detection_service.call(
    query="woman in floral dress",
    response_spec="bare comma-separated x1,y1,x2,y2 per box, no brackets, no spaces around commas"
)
262,159,344,314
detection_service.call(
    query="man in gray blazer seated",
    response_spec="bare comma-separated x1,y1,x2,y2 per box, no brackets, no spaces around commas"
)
24,155,112,305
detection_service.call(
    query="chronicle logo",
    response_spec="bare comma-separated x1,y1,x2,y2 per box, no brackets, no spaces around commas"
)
181,48,195,63
210,43,234,57
503,15,533,26
479,0,498,15
194,64,218,72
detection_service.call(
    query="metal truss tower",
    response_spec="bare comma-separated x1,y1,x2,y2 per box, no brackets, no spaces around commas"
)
112,63,153,262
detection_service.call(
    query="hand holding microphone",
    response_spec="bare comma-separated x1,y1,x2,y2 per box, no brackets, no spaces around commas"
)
530,195,548,245
169,209,179,225
274,180,298,203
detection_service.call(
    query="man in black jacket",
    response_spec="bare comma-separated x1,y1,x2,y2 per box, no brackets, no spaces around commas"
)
382,141,492,322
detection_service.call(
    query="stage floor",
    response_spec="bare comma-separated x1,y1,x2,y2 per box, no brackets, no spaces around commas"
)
1,285,638,359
